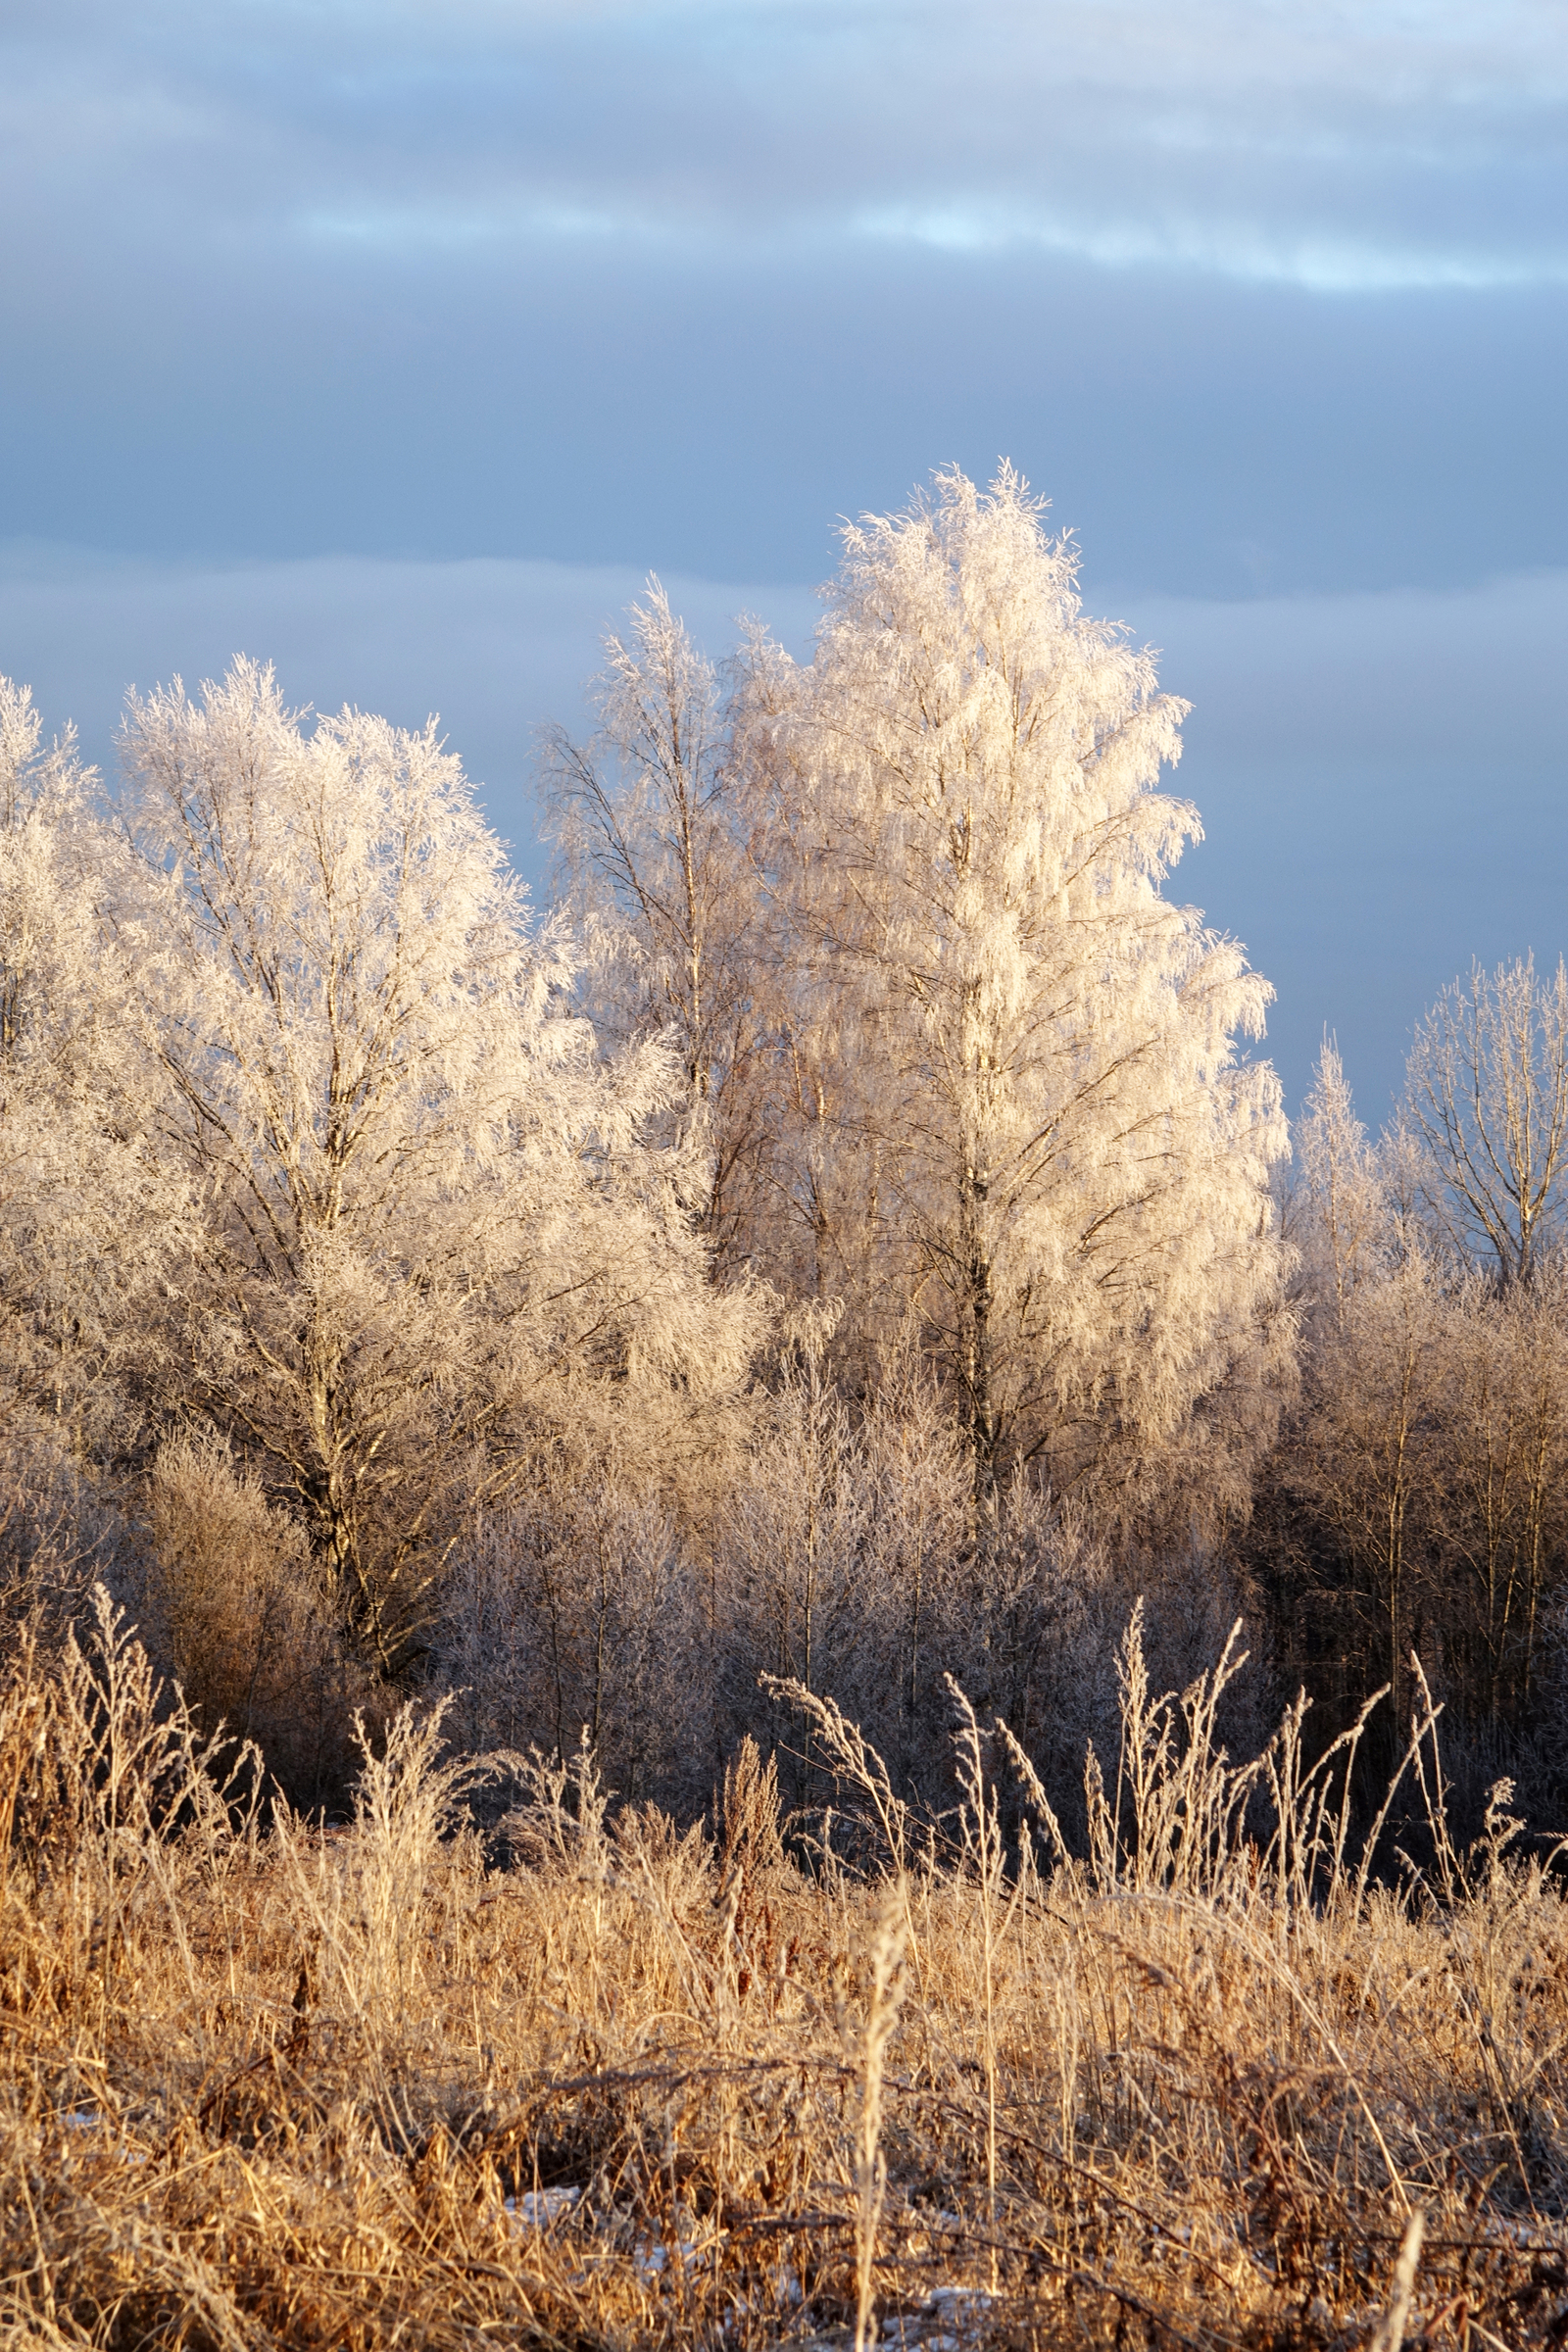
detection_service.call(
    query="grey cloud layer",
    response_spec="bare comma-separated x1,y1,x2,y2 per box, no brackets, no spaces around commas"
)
2,543,1562,1121
5,1,1566,288
4,1,1562,601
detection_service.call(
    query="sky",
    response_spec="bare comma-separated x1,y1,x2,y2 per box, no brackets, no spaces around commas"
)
2,0,1565,1125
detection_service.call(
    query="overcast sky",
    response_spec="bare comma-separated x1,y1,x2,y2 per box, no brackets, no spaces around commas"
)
3,0,1564,1122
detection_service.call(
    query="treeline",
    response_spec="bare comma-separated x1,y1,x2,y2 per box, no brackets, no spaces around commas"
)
1264,1012,1568,1810
2,466,1565,1828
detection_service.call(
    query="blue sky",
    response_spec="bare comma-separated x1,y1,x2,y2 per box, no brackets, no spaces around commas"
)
3,0,1565,1122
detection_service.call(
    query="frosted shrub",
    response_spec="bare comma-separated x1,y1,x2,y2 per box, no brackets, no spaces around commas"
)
434,1480,706,1806
0,1419,132,1645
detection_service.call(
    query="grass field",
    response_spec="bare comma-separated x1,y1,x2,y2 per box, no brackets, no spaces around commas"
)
4,1594,1568,2351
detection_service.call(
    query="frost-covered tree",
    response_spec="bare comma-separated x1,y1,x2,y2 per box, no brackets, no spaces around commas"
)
1265,1040,1568,1741
1292,1036,1386,1334
116,660,760,1665
1404,955,1568,1290
737,467,1289,1516
539,583,775,1265
0,679,175,1448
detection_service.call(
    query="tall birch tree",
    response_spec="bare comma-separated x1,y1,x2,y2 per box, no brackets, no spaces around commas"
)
1293,1037,1387,1336
739,466,1289,1515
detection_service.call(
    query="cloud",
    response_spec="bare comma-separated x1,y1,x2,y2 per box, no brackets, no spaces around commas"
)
3,2,1562,603
850,202,1568,296
3,0,1565,292
2,543,1563,1123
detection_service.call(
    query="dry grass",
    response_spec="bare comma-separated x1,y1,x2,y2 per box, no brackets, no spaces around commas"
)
5,1595,1568,2351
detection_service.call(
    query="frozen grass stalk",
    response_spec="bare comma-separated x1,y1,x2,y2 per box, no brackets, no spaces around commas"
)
854,1880,907,2352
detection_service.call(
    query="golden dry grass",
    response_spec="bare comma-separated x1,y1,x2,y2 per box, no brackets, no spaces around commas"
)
4,1595,1568,2351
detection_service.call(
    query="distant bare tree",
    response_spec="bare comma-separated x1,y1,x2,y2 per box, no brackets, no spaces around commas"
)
1404,955,1568,1290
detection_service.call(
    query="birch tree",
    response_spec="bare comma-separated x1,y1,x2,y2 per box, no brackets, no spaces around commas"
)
1404,955,1568,1290
540,583,775,1266
738,466,1289,1516
0,679,175,1449
1270,1042,1568,1739
116,660,760,1666
1293,1036,1387,1334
